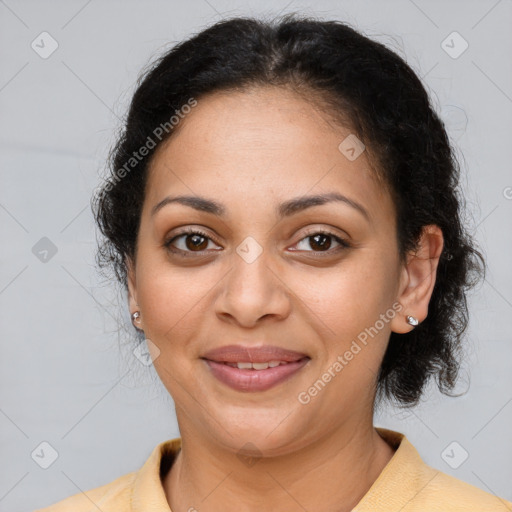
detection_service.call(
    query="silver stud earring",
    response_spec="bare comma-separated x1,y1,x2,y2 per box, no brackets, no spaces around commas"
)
132,311,141,323
406,315,419,327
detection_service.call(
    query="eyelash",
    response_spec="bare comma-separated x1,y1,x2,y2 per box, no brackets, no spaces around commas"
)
164,227,351,258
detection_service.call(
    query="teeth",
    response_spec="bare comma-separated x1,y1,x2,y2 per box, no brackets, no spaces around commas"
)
223,360,290,370
252,362,269,370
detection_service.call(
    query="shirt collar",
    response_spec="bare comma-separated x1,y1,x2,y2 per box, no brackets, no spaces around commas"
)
131,437,181,511
130,428,432,511
353,427,440,512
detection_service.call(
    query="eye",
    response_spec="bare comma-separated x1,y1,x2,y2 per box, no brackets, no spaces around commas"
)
164,227,351,258
291,229,351,254
164,228,221,257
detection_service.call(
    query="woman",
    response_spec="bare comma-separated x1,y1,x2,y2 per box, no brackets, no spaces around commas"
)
36,14,512,512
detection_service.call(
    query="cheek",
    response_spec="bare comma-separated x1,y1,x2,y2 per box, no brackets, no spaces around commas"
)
292,258,398,382
136,261,212,344
293,258,392,333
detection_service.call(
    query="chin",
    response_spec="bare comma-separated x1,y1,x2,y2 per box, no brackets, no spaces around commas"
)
204,407,309,457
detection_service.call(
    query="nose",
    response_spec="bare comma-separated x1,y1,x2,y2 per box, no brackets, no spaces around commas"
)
214,244,292,328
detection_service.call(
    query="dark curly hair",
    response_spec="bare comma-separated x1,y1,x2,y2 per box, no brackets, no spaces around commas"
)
91,13,486,408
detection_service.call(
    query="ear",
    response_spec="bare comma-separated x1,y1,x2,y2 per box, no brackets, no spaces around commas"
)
126,256,139,318
390,224,444,334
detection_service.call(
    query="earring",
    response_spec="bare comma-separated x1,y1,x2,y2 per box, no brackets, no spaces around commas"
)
131,311,141,323
406,315,419,327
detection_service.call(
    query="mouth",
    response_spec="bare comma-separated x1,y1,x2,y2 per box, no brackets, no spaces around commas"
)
218,360,303,369
201,344,310,392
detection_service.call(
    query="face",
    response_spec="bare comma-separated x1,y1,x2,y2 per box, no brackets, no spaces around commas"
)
127,86,414,456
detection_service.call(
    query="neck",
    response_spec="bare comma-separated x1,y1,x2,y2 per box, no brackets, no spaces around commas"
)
163,419,396,512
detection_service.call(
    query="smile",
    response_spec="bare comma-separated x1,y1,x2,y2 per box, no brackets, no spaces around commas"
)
223,360,291,369
203,357,310,392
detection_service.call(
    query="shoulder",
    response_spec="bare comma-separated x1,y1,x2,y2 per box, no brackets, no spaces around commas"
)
33,471,136,511
414,468,512,511
362,428,512,512
33,437,181,512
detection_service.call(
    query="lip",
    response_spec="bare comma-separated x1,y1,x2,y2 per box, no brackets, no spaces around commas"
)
201,344,310,392
204,358,310,392
202,344,308,363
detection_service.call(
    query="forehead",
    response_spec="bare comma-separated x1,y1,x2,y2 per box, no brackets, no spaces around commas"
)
144,86,394,225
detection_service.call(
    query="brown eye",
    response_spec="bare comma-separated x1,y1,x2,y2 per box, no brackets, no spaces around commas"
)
164,229,220,256
293,230,351,253
183,233,209,251
308,233,333,251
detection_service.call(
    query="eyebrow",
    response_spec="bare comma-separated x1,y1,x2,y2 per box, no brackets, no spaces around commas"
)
151,192,370,222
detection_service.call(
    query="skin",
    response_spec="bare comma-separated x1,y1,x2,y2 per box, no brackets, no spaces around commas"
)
126,85,443,512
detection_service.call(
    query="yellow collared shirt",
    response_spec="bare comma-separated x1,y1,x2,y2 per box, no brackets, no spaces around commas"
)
35,428,512,511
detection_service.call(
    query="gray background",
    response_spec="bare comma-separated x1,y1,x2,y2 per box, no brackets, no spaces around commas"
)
1,0,511,510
